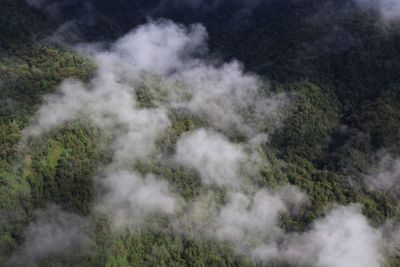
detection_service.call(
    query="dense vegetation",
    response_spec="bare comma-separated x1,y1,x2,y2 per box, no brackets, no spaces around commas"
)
2,0,400,266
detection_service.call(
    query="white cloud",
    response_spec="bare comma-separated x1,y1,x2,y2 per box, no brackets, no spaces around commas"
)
113,21,207,76
98,170,177,228
175,128,245,188
9,205,92,265
354,0,400,20
306,205,382,267
215,190,286,244
365,153,400,194
253,205,383,267
17,19,392,267
24,0,46,8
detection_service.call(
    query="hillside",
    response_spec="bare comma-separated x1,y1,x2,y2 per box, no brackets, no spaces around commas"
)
1,1,400,266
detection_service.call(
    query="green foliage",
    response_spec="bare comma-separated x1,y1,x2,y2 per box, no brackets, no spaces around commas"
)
58,220,261,267
25,122,109,214
0,169,32,263
0,0,49,49
0,44,97,264
273,82,341,164
348,86,400,153
157,109,207,154
0,121,109,265
3,2,400,266
0,45,95,121
135,159,202,200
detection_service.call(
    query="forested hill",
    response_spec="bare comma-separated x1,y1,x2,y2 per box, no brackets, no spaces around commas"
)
2,0,400,266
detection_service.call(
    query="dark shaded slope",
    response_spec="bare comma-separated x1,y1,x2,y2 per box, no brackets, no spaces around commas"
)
0,0,50,50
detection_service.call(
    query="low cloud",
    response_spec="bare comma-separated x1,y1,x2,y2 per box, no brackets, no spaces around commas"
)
176,190,384,267
98,170,177,228
8,205,92,266
364,153,400,194
24,0,46,8
354,0,400,21
16,18,397,267
175,129,245,188
113,21,207,75
253,205,383,267
215,190,286,245
23,20,284,235
301,205,383,267
175,61,282,138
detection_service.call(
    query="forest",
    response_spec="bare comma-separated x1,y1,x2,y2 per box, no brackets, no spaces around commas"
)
1,0,400,266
